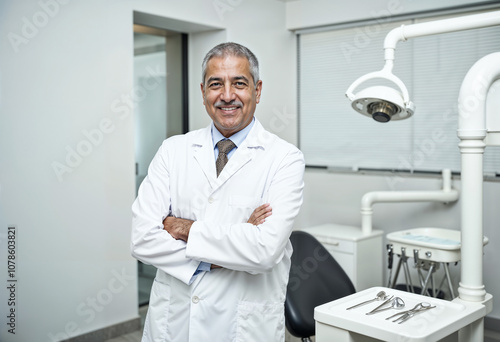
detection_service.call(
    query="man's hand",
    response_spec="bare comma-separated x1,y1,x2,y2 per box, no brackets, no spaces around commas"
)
247,203,272,225
163,216,193,242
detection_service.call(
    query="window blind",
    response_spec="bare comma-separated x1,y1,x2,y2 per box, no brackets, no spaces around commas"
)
299,14,500,174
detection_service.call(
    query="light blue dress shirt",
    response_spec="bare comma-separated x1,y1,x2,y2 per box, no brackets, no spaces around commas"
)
190,118,256,282
211,118,255,160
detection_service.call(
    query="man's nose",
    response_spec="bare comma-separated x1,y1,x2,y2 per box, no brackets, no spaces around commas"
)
220,85,236,102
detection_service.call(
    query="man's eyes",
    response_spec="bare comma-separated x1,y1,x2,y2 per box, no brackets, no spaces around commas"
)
208,81,248,88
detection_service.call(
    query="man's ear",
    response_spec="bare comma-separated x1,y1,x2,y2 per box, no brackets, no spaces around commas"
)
255,80,263,104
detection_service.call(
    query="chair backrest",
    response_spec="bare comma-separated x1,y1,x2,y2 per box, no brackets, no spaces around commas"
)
285,230,356,338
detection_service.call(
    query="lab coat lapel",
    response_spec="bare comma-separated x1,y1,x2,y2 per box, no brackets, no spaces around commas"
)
215,143,253,186
191,119,269,191
192,126,218,189
215,119,267,187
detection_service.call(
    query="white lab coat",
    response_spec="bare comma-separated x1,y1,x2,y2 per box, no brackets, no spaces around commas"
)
131,118,305,342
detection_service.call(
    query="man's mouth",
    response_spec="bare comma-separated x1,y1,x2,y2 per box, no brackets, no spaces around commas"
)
219,106,238,111
215,101,243,112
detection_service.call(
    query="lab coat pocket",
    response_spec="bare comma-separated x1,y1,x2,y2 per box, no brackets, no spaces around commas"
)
235,301,285,342
142,277,172,341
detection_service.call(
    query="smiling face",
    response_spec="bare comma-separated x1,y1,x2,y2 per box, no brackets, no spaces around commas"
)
201,55,262,138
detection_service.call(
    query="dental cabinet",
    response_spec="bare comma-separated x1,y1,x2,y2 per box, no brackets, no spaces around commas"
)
300,224,383,291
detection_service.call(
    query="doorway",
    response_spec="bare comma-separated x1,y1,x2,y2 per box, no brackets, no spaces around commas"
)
133,24,188,306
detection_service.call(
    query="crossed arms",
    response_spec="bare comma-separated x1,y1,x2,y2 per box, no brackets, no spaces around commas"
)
163,203,272,270
163,203,272,241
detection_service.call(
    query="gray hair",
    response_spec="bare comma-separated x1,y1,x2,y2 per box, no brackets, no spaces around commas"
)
201,42,260,87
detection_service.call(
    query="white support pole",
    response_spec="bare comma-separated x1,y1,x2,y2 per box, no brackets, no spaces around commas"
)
457,140,486,303
456,52,500,305
455,52,500,341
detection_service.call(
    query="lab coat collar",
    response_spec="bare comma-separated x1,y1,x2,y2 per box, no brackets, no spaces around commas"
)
191,118,269,191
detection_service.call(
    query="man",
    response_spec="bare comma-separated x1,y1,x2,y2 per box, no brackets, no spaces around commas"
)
131,42,305,341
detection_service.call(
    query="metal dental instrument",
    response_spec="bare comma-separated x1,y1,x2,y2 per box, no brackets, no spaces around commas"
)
387,244,394,287
397,305,436,324
386,302,431,319
386,302,436,323
365,296,393,314
366,296,405,315
401,247,415,293
346,291,388,310
421,261,436,296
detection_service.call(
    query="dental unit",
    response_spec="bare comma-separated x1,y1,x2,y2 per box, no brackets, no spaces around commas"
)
345,10,500,342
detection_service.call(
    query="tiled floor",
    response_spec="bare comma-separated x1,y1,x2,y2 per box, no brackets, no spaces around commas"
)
486,329,500,342
105,331,143,342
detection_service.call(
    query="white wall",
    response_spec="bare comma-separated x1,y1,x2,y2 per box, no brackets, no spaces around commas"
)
0,1,138,341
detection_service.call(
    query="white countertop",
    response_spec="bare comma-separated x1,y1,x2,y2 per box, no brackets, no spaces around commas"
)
300,223,383,241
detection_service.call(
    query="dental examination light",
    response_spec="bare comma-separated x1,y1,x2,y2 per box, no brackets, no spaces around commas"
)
345,9,500,342
345,10,500,123
345,67,415,122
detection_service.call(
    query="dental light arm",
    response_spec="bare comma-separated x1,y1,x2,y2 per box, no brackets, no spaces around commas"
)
346,10,500,123
383,11,500,64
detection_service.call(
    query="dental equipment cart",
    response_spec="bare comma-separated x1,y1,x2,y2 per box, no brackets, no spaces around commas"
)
386,228,488,300
300,224,383,291
314,286,491,342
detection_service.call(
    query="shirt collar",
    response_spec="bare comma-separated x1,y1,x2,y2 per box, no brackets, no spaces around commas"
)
211,117,255,149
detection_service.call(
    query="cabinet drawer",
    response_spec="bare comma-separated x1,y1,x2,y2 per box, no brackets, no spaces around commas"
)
316,237,354,254
326,249,355,280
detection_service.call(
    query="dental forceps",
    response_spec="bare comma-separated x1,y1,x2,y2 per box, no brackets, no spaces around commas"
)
366,296,404,315
386,302,436,324
365,295,393,315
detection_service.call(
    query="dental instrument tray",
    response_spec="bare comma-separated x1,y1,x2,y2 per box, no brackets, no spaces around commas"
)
387,227,488,263
315,286,488,341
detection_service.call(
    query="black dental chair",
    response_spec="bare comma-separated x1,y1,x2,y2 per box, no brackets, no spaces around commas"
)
285,231,356,342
